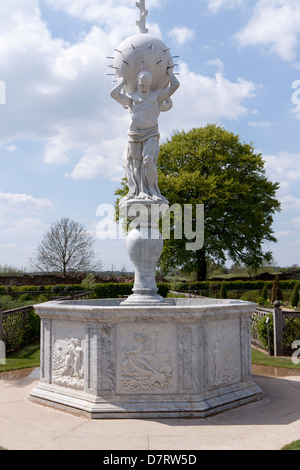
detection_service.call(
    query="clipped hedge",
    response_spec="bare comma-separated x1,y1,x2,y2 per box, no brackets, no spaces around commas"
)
94,282,169,299
0,279,298,301
174,280,300,292
2,308,40,352
0,284,86,293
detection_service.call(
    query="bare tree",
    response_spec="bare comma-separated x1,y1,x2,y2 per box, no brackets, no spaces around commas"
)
29,217,101,276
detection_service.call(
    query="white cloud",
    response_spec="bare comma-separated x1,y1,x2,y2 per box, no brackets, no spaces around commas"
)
0,2,121,172
280,195,300,211
5,144,18,152
207,0,243,13
68,144,123,181
168,27,195,47
0,1,163,184
235,0,300,61
4,218,49,235
206,59,224,72
291,216,300,226
0,191,52,212
43,126,73,164
263,151,300,190
248,121,274,128
163,62,256,134
0,0,257,185
43,0,162,39
261,152,300,231
292,104,300,120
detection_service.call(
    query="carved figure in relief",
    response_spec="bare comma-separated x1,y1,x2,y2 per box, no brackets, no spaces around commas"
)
110,68,179,203
61,338,76,376
212,333,240,387
53,338,84,389
120,332,172,391
74,339,84,379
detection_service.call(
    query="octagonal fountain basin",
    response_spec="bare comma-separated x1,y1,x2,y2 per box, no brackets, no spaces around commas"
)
30,297,262,419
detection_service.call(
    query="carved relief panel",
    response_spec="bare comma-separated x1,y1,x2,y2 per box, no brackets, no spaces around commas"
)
52,337,84,390
116,323,177,394
51,323,85,390
206,318,241,388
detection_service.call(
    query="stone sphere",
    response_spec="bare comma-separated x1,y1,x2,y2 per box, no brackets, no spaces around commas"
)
113,34,174,93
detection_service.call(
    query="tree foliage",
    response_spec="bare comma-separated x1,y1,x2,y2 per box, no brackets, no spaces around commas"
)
29,217,101,276
157,125,281,280
0,265,24,275
115,124,281,280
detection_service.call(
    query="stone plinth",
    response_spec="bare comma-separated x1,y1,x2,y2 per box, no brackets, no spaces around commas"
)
30,298,262,418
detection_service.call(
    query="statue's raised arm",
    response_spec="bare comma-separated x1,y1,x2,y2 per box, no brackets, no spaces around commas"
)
110,77,132,109
158,68,180,110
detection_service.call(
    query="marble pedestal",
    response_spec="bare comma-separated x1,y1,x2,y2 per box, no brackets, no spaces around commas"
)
30,298,262,418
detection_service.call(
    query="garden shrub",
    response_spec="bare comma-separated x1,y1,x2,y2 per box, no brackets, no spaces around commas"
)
0,295,14,310
261,284,268,300
64,285,73,292
255,314,274,351
255,313,300,356
157,283,169,298
290,284,299,308
169,279,186,292
219,281,227,299
209,282,219,298
283,317,300,355
17,286,41,292
257,296,269,307
240,290,261,303
168,280,300,294
94,283,132,298
2,308,40,351
271,275,283,303
0,295,33,310
18,293,34,302
81,273,96,290
23,310,40,343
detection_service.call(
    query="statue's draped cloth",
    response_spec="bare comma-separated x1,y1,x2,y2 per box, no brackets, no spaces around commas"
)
128,125,159,144
122,125,164,202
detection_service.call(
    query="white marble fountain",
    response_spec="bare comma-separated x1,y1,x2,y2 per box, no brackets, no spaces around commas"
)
30,1,262,418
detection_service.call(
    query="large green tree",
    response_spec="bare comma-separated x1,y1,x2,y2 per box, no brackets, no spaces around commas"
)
116,124,281,280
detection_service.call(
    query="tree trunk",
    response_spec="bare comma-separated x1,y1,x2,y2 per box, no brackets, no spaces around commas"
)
196,249,207,281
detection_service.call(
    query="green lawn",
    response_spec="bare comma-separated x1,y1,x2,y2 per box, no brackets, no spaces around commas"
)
252,347,300,370
282,440,300,450
0,340,40,373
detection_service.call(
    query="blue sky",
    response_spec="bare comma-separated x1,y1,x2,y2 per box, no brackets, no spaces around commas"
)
0,0,300,272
